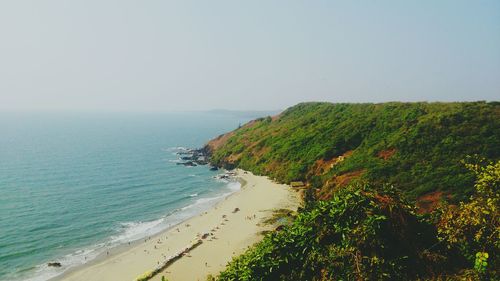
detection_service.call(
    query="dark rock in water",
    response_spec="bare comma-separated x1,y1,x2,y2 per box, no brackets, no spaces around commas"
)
194,156,208,165
175,147,210,166
181,156,195,161
48,262,62,267
209,166,218,171
176,161,197,166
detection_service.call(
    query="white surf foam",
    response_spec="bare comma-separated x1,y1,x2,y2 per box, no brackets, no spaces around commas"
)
19,179,241,281
163,146,188,152
23,243,104,281
110,219,166,244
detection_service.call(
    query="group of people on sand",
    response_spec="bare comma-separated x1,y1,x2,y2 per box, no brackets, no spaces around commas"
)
138,213,227,272
205,213,233,241
137,206,260,276
245,214,257,220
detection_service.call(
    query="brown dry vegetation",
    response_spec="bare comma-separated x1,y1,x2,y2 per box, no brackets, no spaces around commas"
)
206,119,261,153
206,131,235,152
317,170,365,200
226,153,243,164
377,148,397,160
271,114,281,121
310,151,353,176
416,191,451,214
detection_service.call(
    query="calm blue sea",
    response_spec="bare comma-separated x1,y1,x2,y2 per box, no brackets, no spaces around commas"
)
0,111,253,281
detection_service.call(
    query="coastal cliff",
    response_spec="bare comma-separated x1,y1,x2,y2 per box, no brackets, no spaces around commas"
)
206,102,500,205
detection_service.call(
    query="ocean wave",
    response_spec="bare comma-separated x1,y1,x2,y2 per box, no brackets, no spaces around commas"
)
162,146,188,152
18,179,241,281
23,243,103,281
227,181,241,191
181,181,241,212
213,175,240,185
110,219,166,244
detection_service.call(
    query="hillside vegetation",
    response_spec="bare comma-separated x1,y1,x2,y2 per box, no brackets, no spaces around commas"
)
206,102,499,280
214,160,499,280
207,102,500,204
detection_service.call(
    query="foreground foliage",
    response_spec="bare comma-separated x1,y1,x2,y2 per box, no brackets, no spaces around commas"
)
217,184,459,281
437,159,499,278
213,160,500,281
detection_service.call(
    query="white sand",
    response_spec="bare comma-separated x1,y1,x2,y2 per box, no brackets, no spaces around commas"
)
58,170,301,281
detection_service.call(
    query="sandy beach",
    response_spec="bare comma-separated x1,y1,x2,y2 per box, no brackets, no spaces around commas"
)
57,170,301,281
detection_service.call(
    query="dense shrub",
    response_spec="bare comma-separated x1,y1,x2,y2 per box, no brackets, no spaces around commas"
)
438,159,499,277
217,184,457,281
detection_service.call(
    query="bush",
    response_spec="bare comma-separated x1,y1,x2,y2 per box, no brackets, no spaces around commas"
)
135,271,153,281
217,183,454,281
437,159,499,276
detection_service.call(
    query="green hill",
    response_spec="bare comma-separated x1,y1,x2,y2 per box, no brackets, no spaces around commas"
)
207,102,500,205
205,101,499,280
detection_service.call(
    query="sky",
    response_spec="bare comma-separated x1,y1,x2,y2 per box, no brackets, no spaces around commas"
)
0,1,499,112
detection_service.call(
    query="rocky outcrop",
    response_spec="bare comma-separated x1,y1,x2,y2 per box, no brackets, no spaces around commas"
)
175,148,210,166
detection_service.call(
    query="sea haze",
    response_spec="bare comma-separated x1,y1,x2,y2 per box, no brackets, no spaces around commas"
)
0,111,256,281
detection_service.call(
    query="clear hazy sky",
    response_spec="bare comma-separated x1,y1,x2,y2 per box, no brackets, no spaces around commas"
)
1,1,499,112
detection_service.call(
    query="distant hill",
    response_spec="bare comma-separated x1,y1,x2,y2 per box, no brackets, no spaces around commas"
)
206,102,500,206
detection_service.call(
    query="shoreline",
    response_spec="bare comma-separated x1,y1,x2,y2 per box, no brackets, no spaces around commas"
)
47,176,242,281
55,169,301,281
49,177,243,281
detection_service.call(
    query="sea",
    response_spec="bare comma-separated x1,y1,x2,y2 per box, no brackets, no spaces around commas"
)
0,111,257,281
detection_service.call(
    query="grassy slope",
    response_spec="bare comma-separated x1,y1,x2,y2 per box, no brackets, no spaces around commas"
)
207,102,500,202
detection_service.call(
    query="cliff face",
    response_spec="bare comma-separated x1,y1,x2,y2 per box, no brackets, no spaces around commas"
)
206,102,500,203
